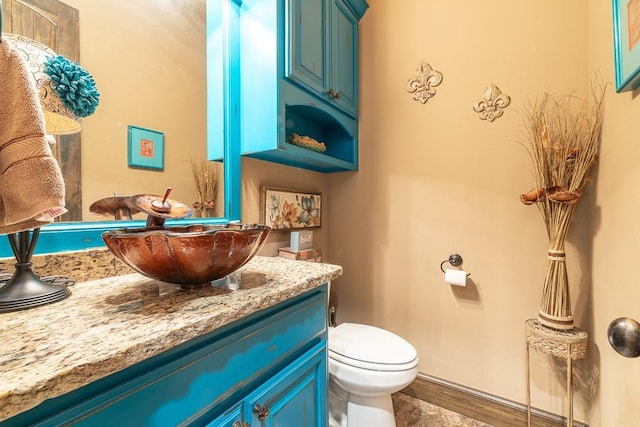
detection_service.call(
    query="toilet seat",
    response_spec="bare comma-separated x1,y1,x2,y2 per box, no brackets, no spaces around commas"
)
329,323,418,372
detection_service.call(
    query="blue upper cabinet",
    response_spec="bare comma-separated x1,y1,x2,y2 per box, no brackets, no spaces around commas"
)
331,0,359,115
287,0,360,117
286,0,327,105
239,0,368,172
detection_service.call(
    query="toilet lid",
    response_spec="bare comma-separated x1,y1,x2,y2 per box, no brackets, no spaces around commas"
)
329,323,418,368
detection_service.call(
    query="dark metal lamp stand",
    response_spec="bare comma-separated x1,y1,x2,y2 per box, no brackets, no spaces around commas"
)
0,228,72,313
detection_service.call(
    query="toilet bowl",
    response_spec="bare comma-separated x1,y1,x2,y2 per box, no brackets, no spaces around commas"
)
328,323,419,427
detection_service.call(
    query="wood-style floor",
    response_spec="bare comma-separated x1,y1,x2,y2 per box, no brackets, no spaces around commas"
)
393,393,493,427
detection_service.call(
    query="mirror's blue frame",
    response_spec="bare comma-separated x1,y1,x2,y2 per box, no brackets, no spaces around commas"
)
0,0,242,258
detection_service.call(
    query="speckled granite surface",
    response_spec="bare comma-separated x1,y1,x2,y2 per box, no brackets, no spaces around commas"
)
0,256,342,420
0,248,133,283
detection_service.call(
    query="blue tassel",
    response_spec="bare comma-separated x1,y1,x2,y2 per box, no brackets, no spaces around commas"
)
44,55,100,118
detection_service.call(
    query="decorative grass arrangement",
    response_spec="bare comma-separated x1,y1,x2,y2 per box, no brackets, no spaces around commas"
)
520,83,605,330
190,158,220,218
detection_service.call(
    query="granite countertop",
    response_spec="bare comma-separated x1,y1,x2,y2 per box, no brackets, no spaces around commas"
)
0,256,342,420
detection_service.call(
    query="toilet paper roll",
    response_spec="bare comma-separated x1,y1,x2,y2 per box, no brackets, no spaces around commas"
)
445,268,467,287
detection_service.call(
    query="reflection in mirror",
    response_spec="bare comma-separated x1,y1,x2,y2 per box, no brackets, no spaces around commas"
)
0,0,239,257
65,0,222,221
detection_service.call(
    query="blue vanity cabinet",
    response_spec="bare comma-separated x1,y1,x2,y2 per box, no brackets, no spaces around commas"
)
1,285,329,427
208,342,326,426
206,402,243,427
245,343,326,425
238,0,368,172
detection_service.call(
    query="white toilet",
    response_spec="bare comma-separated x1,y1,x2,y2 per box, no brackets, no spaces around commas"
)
328,322,419,427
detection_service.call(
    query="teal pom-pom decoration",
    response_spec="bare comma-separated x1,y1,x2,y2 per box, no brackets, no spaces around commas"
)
44,55,100,118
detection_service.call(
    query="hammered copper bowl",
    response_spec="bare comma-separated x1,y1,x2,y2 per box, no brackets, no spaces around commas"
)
102,223,271,288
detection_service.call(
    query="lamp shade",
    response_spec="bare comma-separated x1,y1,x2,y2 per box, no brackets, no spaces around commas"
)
4,33,82,135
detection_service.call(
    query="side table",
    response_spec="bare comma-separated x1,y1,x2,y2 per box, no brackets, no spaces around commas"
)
525,319,588,427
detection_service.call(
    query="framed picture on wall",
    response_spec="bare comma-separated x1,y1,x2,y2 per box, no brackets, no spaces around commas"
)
260,186,322,230
128,125,165,171
613,0,640,92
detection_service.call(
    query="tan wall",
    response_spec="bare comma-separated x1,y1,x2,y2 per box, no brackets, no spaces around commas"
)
327,0,595,421
589,0,640,425
65,0,209,219
242,158,330,257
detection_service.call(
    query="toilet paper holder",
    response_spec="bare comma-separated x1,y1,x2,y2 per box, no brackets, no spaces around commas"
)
440,254,471,276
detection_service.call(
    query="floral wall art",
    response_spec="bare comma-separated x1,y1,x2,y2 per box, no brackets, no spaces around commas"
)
260,187,321,230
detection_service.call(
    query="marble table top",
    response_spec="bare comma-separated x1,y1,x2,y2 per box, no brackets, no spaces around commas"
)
0,256,342,420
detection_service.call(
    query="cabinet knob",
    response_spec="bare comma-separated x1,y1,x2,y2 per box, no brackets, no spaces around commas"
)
326,89,341,100
253,403,271,421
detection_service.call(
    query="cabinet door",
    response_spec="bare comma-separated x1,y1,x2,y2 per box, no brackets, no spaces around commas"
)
330,0,358,116
245,342,327,427
206,402,244,427
286,0,327,97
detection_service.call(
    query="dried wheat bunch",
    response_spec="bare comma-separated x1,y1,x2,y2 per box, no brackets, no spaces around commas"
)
520,82,605,329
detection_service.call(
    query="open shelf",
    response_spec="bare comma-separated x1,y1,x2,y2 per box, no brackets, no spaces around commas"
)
283,105,356,167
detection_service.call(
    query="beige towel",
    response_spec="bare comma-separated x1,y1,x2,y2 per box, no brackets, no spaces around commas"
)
0,37,65,234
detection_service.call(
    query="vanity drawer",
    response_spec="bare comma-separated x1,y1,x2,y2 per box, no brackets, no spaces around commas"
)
29,286,328,427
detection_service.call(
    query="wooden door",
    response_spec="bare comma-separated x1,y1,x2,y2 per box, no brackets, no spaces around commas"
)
2,0,82,221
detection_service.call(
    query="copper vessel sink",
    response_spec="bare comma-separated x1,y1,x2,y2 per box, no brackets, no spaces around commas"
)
102,223,271,288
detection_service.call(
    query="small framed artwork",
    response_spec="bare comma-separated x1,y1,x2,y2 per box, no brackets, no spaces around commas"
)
260,186,321,230
128,125,165,171
613,0,640,92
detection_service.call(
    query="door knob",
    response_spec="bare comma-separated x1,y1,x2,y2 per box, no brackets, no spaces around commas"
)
253,403,270,421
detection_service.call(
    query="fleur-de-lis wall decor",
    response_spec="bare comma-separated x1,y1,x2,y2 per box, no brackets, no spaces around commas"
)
407,60,443,104
473,83,511,122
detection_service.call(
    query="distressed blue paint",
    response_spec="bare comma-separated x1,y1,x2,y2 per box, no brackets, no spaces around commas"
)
343,0,368,19
288,0,327,97
206,402,243,426
222,0,242,221
332,0,359,116
0,0,242,259
287,0,362,118
245,342,327,426
239,0,367,173
207,0,242,221
1,285,329,426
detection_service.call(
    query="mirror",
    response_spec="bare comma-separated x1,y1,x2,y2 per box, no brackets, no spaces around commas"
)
0,0,241,257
